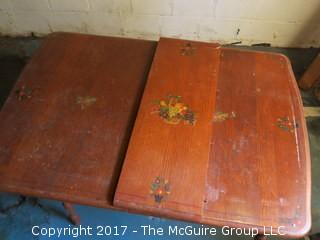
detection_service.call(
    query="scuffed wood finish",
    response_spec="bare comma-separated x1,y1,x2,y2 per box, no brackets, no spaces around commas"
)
114,38,221,221
114,39,311,238
0,33,156,207
0,34,310,237
204,48,311,237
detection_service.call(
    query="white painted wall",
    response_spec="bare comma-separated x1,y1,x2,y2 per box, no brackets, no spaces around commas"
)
0,0,319,47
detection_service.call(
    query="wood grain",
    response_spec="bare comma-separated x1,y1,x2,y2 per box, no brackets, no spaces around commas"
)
304,107,320,117
0,34,310,237
204,48,311,237
0,32,156,208
114,39,311,237
114,38,221,221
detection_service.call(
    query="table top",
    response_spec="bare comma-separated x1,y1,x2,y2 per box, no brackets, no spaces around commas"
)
0,33,156,208
114,38,311,237
0,34,311,237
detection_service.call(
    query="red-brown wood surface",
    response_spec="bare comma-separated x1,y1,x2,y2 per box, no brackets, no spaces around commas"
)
0,32,156,207
114,39,311,237
114,38,221,220
203,48,311,237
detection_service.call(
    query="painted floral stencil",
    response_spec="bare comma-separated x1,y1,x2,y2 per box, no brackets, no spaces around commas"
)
150,177,171,203
276,116,298,132
16,86,33,101
155,95,196,125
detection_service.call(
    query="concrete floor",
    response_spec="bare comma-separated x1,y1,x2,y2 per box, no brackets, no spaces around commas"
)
0,36,319,240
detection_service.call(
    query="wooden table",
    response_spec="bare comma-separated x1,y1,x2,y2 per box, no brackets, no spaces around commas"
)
0,34,311,238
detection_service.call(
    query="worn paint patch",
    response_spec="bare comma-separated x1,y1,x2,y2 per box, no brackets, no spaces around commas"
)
154,95,196,125
213,111,236,122
76,96,97,110
276,116,298,132
150,177,170,204
206,186,220,202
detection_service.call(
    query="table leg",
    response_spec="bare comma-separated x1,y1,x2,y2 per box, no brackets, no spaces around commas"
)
254,234,267,240
62,202,80,225
298,53,320,90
